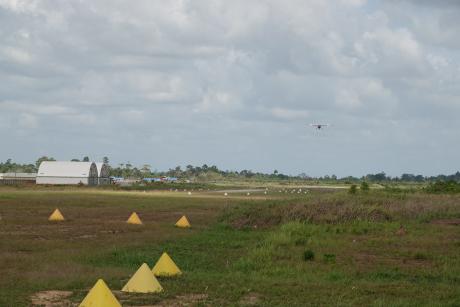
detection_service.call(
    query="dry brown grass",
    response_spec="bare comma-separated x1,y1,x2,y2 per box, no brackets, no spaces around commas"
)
225,191,460,228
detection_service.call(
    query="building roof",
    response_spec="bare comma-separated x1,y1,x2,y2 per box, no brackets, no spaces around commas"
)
37,161,97,178
95,163,109,177
0,173,36,179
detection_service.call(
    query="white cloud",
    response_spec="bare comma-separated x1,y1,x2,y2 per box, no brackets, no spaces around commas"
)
340,0,367,7
1,46,32,63
426,53,449,70
194,90,242,114
270,107,310,120
0,0,40,13
336,88,362,109
119,110,145,124
335,78,397,114
18,113,38,129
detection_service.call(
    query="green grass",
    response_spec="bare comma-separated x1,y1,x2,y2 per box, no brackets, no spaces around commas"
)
0,188,460,306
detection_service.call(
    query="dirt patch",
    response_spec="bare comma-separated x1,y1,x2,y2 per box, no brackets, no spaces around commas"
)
395,225,407,236
153,293,208,306
431,218,460,226
352,253,380,269
114,292,208,307
30,290,74,306
239,292,261,305
230,216,281,229
74,234,97,239
353,252,432,270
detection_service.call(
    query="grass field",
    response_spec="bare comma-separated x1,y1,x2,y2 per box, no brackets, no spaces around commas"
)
1,186,460,306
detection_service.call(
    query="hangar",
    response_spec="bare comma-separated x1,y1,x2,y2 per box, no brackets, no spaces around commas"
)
36,161,98,185
96,163,110,185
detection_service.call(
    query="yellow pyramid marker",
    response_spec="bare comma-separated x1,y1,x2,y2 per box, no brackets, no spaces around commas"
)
79,279,121,307
48,209,65,221
127,212,142,225
122,263,163,293
175,215,190,228
152,252,182,277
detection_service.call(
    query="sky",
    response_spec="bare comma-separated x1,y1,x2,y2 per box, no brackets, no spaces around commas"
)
1,0,460,177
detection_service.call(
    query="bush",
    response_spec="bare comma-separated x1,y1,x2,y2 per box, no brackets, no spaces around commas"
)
303,249,315,261
295,237,307,246
413,252,429,260
360,181,369,192
425,181,460,194
349,184,357,194
323,253,336,263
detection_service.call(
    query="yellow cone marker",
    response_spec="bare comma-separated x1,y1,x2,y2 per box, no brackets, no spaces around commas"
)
127,212,142,225
48,209,65,221
79,279,121,307
152,252,182,277
122,263,163,293
175,215,190,228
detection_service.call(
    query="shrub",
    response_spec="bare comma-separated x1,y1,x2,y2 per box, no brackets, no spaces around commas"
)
360,181,370,192
425,181,460,194
304,249,315,261
349,184,357,194
323,253,336,263
413,252,429,260
295,237,307,246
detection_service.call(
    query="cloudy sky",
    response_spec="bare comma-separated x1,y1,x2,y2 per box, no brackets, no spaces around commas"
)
1,0,459,177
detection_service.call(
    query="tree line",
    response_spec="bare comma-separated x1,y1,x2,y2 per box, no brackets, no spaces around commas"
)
1,158,459,183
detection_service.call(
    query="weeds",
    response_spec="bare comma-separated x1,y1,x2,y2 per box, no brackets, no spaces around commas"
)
413,252,429,260
223,191,460,227
303,250,315,261
323,254,336,263
425,181,460,194
349,185,358,194
360,182,370,192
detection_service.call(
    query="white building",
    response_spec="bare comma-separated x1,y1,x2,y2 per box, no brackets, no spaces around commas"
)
36,161,98,185
0,173,36,180
0,173,36,185
96,163,110,185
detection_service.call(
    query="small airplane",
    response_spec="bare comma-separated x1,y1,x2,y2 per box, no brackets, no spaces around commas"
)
309,123,330,130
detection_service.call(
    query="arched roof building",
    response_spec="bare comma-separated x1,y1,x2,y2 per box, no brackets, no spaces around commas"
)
36,161,98,185
96,163,110,185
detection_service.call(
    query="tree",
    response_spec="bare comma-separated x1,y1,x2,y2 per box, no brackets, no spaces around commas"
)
298,173,309,179
35,156,56,169
82,156,90,162
401,173,415,182
23,163,36,173
103,156,109,164
366,172,387,182
71,158,80,162
141,164,151,174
